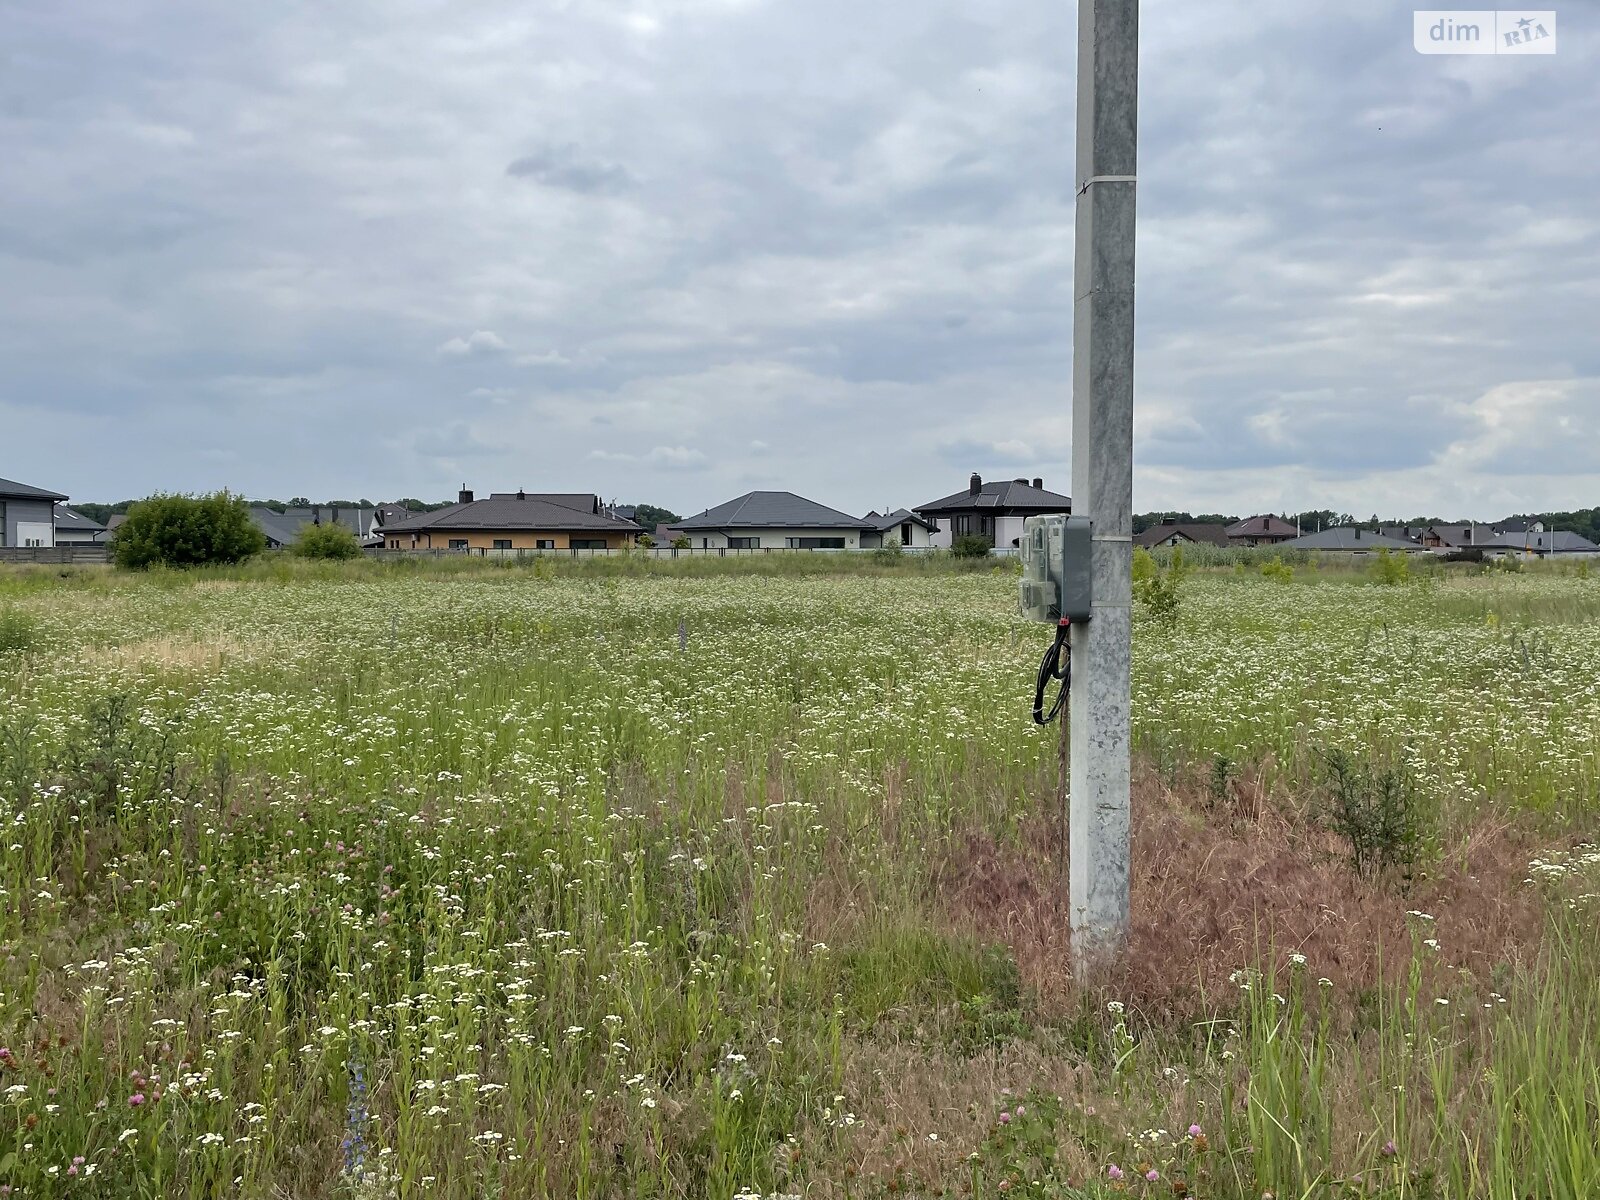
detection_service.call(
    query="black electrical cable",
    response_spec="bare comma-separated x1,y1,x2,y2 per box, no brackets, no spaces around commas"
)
1032,619,1071,725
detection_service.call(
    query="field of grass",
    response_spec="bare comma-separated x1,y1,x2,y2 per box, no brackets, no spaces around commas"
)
1,557,1599,1197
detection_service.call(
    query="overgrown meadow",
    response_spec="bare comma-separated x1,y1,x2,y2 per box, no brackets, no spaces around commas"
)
2,557,1599,1198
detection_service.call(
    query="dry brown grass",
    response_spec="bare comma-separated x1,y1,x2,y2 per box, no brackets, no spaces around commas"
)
936,763,1547,1019
103,632,271,673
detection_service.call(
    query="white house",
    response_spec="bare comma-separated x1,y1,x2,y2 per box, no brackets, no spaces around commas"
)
674,491,874,550
860,509,938,549
54,506,107,545
915,474,1073,550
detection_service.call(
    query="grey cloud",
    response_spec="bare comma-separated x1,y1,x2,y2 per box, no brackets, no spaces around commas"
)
1,0,1596,518
506,145,635,194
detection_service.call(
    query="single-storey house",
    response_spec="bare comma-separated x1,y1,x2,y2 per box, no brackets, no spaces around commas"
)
0,476,66,548
1484,529,1599,557
1423,524,1496,550
1226,515,1299,546
53,505,107,544
250,505,379,550
1278,527,1426,552
1134,520,1230,550
674,491,873,550
915,474,1073,550
860,509,938,549
377,489,641,551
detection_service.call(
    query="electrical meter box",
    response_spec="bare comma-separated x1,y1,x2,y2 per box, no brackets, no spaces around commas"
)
1019,514,1093,623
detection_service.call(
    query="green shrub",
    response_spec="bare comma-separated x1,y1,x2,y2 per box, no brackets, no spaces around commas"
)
110,492,266,570
671,535,691,550
0,609,36,653
1260,555,1294,583
1368,547,1410,585
951,534,992,559
1315,747,1427,879
870,536,903,564
291,521,362,560
1133,544,1186,627
1132,546,1157,583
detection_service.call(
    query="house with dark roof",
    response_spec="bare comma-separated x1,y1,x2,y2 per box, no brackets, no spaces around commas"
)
674,491,873,550
1279,527,1426,552
1134,520,1230,550
377,489,641,552
1422,524,1496,550
1,476,67,548
860,509,938,549
1484,529,1599,557
915,474,1072,550
249,504,378,550
1226,515,1298,546
53,505,107,545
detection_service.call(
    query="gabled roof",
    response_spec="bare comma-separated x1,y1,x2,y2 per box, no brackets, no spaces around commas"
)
1427,524,1495,548
1225,515,1298,538
676,491,873,531
248,506,377,547
53,505,106,532
1134,522,1230,548
862,508,937,533
1485,529,1598,553
1279,527,1423,551
0,476,67,502
1377,526,1426,544
915,479,1072,514
379,496,641,534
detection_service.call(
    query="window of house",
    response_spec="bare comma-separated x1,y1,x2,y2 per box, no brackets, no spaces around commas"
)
728,536,760,549
979,515,994,538
571,539,606,550
953,515,970,535
448,539,469,551
492,539,512,550
901,523,913,543
786,537,846,549
536,539,555,550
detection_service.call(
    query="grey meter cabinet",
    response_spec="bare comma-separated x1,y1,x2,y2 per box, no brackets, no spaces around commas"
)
1019,515,1093,623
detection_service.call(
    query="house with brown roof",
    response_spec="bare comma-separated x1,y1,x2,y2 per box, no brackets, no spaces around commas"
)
376,489,641,552
1226,515,1298,546
1134,520,1231,550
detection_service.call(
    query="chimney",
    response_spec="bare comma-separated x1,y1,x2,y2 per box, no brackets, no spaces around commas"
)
1031,477,1043,489
516,489,525,500
458,486,474,505
312,504,321,525
1355,527,1362,539
1013,477,1027,486
330,504,339,527
969,472,982,496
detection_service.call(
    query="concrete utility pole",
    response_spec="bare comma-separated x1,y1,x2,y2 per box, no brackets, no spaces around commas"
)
1068,0,1138,970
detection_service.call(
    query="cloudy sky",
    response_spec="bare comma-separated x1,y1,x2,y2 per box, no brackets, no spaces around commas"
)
3,1,1596,519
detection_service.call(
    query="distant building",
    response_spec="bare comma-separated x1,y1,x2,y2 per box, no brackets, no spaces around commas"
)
1226,515,1299,546
915,474,1072,549
1278,527,1425,552
377,489,641,552
250,505,378,550
1484,529,1599,557
1134,520,1230,550
860,509,939,549
0,476,67,548
674,491,873,550
53,505,107,545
